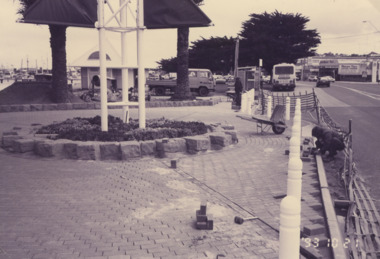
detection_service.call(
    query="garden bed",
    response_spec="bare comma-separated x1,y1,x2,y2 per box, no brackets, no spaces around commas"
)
1,116,238,161
36,116,210,142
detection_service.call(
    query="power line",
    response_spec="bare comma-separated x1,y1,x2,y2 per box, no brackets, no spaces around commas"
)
322,31,378,40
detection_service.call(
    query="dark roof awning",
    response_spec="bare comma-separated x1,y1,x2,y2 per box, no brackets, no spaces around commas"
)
144,0,211,29
22,0,211,29
23,0,98,28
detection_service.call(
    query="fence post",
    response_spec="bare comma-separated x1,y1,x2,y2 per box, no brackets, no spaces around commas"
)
279,195,301,259
312,88,320,124
261,90,265,115
348,119,353,176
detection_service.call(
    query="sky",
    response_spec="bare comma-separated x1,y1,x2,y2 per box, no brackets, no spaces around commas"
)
1,0,380,70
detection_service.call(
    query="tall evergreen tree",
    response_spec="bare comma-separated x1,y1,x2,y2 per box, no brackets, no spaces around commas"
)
239,10,320,74
189,36,236,74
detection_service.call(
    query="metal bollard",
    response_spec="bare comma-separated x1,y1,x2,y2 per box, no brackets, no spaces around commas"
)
249,89,256,115
291,123,301,141
241,93,248,113
289,136,301,158
279,195,301,259
285,97,290,121
286,156,303,198
293,115,301,136
246,94,252,115
295,98,301,117
266,96,272,118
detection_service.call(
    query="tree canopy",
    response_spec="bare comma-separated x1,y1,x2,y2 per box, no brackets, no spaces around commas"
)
158,36,236,74
239,10,320,73
158,10,320,75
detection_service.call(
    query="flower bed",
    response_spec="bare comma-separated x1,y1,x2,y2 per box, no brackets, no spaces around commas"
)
36,115,210,142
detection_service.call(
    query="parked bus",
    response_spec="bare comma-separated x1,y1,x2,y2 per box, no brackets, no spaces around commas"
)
272,63,296,91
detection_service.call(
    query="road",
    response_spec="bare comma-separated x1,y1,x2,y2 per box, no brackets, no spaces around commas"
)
284,80,380,208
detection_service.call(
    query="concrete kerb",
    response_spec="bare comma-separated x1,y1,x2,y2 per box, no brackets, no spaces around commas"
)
300,124,348,258
1,124,238,161
315,154,349,259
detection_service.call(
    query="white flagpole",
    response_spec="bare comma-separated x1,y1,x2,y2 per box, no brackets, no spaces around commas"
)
137,0,146,128
120,0,129,122
98,0,108,131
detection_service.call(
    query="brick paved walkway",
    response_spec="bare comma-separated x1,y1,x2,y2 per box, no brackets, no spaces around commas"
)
0,102,327,259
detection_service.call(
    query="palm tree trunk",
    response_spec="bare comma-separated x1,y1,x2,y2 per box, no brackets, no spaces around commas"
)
49,25,69,103
171,27,194,100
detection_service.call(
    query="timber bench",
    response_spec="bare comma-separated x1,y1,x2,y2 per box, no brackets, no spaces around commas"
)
237,105,287,134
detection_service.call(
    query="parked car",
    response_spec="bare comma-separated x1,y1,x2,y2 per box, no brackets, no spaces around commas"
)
261,75,271,83
324,76,335,82
214,75,226,84
225,75,235,82
308,75,318,81
316,76,330,87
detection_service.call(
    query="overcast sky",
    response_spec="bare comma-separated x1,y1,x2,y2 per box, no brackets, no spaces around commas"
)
1,0,380,69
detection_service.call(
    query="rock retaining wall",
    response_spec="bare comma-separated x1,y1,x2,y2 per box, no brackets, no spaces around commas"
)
1,124,238,161
0,99,219,113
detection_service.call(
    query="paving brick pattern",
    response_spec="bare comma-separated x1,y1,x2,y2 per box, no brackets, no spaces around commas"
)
0,103,328,259
0,151,281,259
177,133,326,232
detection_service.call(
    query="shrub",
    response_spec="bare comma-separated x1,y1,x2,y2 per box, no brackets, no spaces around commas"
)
36,115,208,142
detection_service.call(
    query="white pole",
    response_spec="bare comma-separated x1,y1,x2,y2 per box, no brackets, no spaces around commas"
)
98,0,108,131
288,102,303,198
289,135,301,159
285,96,290,121
137,0,146,128
241,92,247,113
279,195,301,259
249,89,255,115
266,96,272,118
295,98,301,117
120,0,129,123
246,92,252,115
287,155,303,198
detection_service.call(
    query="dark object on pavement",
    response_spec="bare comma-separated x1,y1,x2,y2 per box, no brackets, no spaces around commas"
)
195,201,213,230
234,215,258,224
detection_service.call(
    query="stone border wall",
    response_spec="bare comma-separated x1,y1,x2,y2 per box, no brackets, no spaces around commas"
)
1,125,237,161
0,99,219,113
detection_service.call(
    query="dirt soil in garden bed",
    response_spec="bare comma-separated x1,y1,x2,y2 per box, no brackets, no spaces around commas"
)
0,82,85,105
322,152,348,200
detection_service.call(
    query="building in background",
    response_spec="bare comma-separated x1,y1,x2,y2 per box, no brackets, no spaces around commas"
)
70,40,150,91
297,54,380,83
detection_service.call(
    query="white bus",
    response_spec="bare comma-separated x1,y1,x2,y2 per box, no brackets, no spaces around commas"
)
272,63,296,91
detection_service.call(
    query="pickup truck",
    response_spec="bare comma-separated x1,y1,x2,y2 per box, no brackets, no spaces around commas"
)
146,68,215,96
